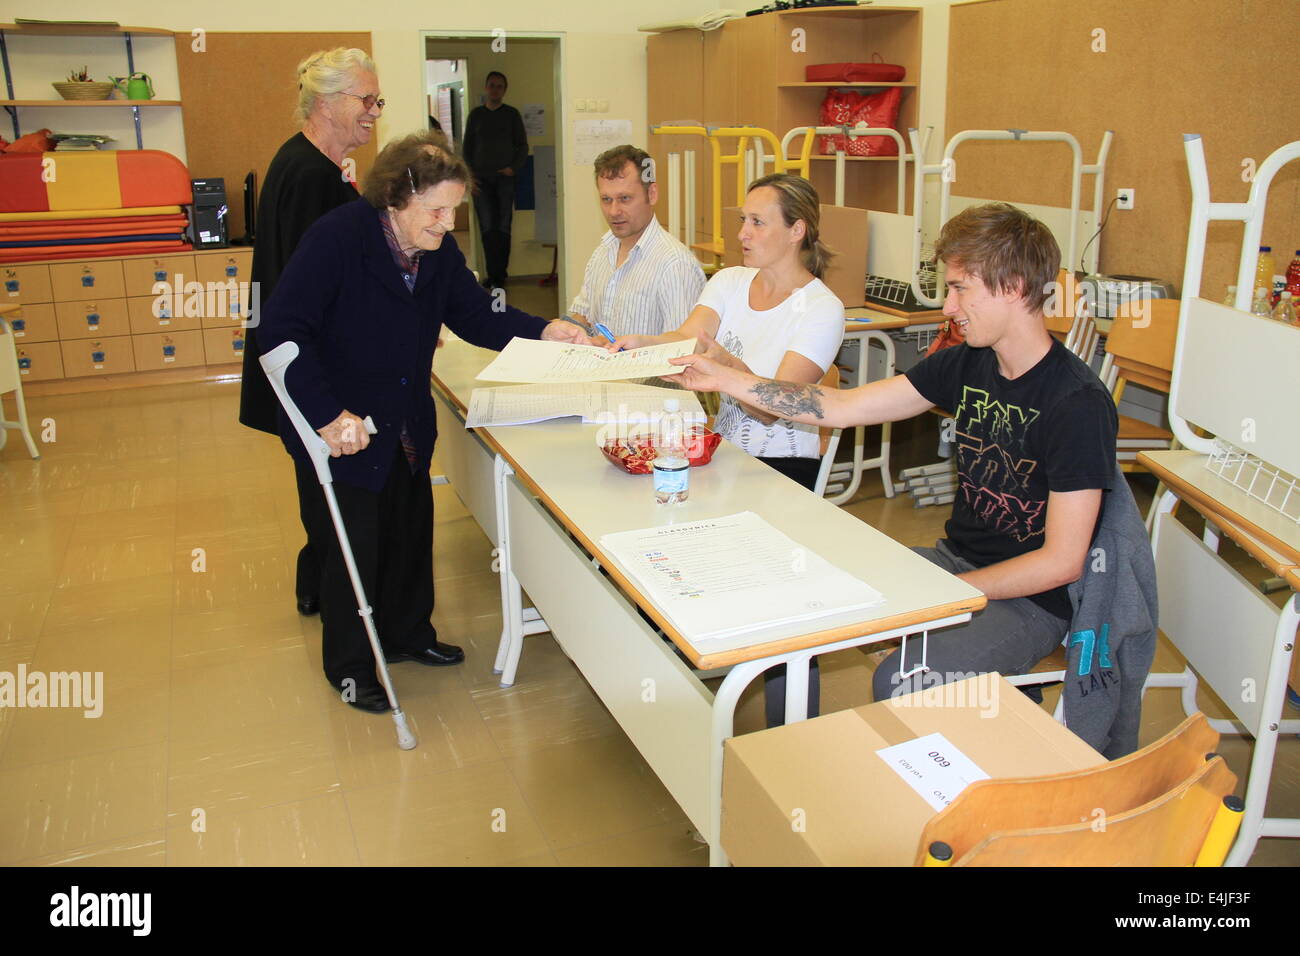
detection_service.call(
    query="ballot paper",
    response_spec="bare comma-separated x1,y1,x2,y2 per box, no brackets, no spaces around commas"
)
476,337,695,384
464,382,705,428
875,732,990,813
599,512,885,643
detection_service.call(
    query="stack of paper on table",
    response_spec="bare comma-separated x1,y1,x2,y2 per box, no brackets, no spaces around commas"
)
476,337,695,384
465,382,705,428
599,512,885,643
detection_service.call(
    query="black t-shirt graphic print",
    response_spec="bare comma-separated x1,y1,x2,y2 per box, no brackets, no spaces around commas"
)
905,339,1118,619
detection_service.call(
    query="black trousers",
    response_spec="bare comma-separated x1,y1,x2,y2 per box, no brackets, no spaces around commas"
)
294,446,436,685
472,174,515,284
756,455,823,727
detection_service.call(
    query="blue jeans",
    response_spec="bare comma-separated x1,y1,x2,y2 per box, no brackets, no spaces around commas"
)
871,539,1069,702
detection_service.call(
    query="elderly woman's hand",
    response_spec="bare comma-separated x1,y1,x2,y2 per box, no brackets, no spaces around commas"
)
318,409,371,457
541,319,601,347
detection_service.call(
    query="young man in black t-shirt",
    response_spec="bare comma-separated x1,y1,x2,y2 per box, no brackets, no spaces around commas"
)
670,202,1118,700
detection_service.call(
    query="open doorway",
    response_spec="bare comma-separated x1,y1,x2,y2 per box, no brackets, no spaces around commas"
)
423,33,563,317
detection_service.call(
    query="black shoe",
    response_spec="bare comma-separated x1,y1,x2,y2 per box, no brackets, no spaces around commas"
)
297,595,320,616
385,641,465,666
328,676,390,713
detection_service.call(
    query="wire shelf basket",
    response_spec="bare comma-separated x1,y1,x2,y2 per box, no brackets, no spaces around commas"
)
1204,439,1300,526
864,245,939,310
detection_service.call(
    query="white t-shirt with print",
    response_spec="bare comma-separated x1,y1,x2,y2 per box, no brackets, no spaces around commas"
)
696,266,845,459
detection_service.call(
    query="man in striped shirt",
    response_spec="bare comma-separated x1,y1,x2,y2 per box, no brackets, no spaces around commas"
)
568,145,706,338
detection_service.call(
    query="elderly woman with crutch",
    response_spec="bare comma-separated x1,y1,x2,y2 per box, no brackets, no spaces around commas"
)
258,130,592,718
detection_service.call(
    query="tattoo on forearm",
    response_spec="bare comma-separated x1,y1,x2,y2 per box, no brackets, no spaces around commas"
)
748,381,826,420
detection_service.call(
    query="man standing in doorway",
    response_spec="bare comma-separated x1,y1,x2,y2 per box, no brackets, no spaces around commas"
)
463,70,528,288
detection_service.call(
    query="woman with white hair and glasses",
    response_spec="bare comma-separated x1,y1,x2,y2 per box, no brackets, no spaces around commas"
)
239,47,385,616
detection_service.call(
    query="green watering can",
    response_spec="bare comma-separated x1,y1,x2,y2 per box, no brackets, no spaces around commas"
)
111,73,154,100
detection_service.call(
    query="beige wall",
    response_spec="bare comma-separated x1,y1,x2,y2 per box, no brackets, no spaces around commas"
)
0,0,711,305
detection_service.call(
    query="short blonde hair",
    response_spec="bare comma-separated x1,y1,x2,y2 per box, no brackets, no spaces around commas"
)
294,47,377,125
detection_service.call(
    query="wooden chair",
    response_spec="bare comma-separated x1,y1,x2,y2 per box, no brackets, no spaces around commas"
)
813,363,843,498
0,311,40,459
1046,269,1100,364
918,712,1244,866
1099,297,1179,473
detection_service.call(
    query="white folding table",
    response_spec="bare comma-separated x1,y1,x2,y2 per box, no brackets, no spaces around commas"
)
431,341,985,865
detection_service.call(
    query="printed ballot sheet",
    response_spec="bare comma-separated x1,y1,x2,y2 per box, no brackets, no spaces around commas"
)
599,512,885,643
476,337,695,384
464,382,705,428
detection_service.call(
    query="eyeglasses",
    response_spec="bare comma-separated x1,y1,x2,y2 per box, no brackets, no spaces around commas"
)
339,91,385,111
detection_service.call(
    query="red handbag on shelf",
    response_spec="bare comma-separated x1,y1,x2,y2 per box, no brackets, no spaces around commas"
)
805,56,906,84
817,87,902,156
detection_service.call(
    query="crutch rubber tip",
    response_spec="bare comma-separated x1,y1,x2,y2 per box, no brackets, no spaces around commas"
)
393,710,418,750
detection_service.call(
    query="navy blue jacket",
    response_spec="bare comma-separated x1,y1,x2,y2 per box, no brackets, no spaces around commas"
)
258,199,548,492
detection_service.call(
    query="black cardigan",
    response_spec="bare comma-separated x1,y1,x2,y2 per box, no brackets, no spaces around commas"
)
239,132,361,434
257,199,548,492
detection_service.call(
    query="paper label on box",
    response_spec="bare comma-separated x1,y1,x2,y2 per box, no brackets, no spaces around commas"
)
875,732,989,813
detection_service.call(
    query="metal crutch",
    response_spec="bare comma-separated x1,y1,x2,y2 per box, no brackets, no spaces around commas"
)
260,341,417,750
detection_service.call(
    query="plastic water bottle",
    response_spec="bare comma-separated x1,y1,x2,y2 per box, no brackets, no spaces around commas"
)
1222,284,1238,307
652,398,690,504
1251,287,1273,318
1272,291,1297,325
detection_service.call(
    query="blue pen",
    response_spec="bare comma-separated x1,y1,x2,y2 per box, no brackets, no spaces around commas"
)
593,323,625,351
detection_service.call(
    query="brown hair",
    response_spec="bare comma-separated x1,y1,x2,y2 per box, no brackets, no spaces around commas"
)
746,173,834,279
934,202,1060,312
361,129,471,210
593,144,654,194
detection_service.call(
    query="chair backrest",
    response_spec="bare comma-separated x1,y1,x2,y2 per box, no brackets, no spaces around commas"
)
813,364,842,497
1043,269,1078,340
1102,297,1179,397
817,363,839,457
915,712,1238,865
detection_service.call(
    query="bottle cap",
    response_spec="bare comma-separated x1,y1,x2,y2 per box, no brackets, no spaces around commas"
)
1261,245,1272,252
664,399,680,413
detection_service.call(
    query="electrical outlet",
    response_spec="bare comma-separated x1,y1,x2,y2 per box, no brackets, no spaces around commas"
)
1117,188,1134,210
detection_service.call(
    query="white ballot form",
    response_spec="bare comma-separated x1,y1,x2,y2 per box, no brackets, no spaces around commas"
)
599,512,885,643
464,382,705,428
476,337,695,384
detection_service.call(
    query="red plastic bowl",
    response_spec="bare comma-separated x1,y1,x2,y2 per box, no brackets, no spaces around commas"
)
600,427,722,475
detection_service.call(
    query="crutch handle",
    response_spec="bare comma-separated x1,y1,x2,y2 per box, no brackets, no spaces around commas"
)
259,341,379,485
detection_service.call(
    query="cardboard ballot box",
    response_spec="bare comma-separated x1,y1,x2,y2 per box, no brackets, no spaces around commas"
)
722,674,1104,866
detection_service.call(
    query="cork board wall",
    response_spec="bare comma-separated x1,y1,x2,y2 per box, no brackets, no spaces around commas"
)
175,32,376,241
947,0,1298,298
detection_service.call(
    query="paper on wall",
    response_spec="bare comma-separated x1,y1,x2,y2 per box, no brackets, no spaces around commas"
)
572,119,633,166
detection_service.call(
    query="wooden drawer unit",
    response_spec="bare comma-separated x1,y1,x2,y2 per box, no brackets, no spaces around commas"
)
49,260,126,301
55,298,131,340
127,295,202,334
194,248,253,285
14,340,64,382
122,254,197,297
133,329,206,371
60,335,136,377
4,302,58,343
201,327,248,365
2,263,53,304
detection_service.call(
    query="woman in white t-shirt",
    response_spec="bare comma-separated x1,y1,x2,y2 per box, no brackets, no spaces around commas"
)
610,173,844,728
610,173,845,490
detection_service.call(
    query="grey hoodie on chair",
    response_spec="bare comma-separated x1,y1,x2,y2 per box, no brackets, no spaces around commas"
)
1062,463,1159,759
